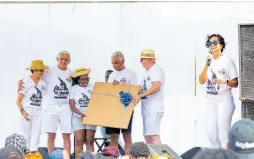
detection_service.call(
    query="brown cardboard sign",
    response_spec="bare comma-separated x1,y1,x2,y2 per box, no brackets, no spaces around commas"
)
82,82,140,129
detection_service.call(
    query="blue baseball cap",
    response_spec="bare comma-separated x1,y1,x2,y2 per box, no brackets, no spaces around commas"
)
49,149,63,159
229,118,254,159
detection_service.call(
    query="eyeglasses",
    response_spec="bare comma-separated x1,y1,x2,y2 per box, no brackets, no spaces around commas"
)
79,77,89,81
207,40,219,46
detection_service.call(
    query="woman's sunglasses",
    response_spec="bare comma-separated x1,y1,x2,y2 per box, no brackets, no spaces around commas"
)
207,40,219,46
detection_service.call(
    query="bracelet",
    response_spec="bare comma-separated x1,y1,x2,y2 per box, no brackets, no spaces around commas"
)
20,108,25,115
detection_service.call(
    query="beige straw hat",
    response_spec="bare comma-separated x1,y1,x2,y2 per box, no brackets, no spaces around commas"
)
140,49,157,59
71,67,91,78
26,60,49,70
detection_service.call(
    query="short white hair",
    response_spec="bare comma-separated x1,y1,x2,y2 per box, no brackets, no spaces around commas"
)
111,51,125,61
57,50,71,60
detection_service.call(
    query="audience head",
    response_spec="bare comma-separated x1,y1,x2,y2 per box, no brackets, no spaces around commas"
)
5,133,29,155
102,146,120,158
80,152,105,159
49,149,63,159
80,152,94,159
228,118,254,159
0,147,24,159
25,152,43,159
193,148,239,159
130,142,151,159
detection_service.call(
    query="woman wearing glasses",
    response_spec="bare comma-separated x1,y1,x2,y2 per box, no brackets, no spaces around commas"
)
69,67,96,158
199,34,238,149
16,60,48,153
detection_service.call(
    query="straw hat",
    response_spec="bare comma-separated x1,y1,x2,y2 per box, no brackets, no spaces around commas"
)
71,67,91,78
140,49,157,59
26,60,49,70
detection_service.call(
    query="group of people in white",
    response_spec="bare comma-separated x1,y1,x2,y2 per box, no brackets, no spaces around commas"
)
16,49,165,158
16,33,239,158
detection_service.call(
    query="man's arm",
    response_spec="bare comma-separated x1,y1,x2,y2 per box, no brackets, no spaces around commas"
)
133,67,163,105
139,81,161,98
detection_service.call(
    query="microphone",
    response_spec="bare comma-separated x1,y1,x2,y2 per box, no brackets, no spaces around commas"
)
207,48,213,66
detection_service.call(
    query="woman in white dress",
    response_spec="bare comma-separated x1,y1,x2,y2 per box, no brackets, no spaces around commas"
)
16,60,48,153
69,67,96,158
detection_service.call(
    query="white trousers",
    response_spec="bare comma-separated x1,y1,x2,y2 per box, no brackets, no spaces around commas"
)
206,92,235,149
20,107,42,152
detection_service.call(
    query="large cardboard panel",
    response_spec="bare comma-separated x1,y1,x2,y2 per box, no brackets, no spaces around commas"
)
82,82,140,129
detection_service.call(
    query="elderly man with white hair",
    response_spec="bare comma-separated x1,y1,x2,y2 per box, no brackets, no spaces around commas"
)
105,51,138,156
133,49,165,144
18,50,73,156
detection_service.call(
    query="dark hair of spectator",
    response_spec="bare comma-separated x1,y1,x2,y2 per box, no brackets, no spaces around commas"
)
193,148,239,159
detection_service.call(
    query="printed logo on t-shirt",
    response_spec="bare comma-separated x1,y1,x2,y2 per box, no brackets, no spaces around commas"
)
30,86,43,106
218,68,226,75
207,69,220,95
147,76,150,81
120,78,127,83
41,85,46,91
66,77,72,83
143,79,147,91
54,77,69,99
141,79,147,99
78,93,89,107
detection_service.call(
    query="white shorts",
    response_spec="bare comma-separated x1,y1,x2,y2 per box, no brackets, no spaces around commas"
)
72,115,97,132
143,112,164,136
43,104,72,134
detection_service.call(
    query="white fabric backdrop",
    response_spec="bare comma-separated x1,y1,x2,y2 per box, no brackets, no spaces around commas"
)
0,2,252,155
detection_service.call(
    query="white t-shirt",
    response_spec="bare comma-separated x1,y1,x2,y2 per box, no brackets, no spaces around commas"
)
69,84,94,117
206,55,238,95
108,68,137,85
140,64,165,116
19,76,47,108
43,66,73,105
